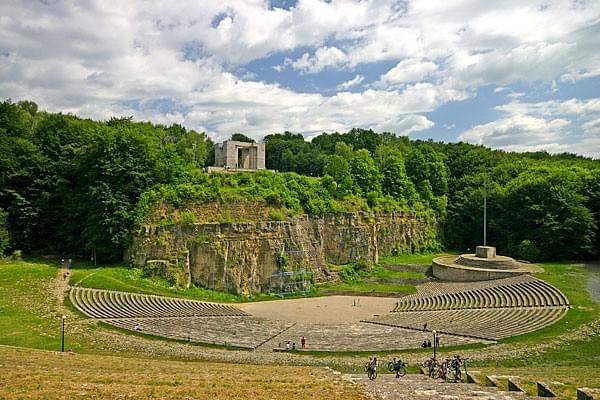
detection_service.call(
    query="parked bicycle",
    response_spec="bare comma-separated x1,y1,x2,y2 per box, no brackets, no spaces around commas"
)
387,358,407,377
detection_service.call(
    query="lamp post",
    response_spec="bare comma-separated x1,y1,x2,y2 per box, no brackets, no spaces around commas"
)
432,330,437,361
61,315,66,352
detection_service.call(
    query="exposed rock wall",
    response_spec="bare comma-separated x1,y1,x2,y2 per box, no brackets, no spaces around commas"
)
127,211,438,295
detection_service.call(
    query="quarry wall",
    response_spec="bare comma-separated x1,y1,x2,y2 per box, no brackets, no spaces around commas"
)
127,209,438,295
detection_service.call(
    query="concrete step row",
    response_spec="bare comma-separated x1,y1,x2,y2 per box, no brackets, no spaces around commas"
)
70,287,248,319
371,306,569,340
393,278,569,312
105,316,293,349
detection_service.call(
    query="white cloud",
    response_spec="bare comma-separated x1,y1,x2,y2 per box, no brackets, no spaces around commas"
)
336,74,364,91
459,97,600,158
459,115,570,147
375,58,437,87
285,46,347,74
1,0,600,153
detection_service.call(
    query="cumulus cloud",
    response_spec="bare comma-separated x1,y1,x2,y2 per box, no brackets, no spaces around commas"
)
284,46,347,74
336,74,364,91
459,98,600,158
374,58,437,88
0,0,599,150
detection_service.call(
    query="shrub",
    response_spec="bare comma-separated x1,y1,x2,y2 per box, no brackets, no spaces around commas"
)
268,210,285,221
180,211,196,225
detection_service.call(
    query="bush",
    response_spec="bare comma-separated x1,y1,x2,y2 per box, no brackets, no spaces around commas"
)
180,211,196,225
268,210,285,221
514,239,542,262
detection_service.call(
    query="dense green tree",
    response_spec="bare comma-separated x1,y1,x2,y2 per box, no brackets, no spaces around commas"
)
231,133,254,142
502,167,595,260
405,144,449,197
375,146,417,204
2,99,600,262
323,155,353,196
350,149,382,196
0,208,9,257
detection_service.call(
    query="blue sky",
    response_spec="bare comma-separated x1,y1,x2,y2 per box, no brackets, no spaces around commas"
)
1,0,599,157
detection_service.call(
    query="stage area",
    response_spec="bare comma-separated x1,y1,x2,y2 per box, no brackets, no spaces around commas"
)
238,295,397,324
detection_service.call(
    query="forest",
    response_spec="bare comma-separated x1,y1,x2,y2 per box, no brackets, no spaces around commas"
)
1,100,599,262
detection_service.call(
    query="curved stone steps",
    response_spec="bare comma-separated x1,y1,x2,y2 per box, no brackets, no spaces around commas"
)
392,276,568,312
370,306,568,341
70,287,249,319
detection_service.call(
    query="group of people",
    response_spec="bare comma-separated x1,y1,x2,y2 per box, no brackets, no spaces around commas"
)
420,339,432,348
367,356,406,379
281,335,307,351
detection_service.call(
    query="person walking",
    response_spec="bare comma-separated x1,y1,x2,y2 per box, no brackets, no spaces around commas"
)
301,335,306,349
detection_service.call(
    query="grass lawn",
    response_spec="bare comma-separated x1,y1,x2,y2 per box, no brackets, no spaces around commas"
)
0,346,366,400
0,260,65,350
71,262,423,299
2,257,600,399
319,281,417,294
69,263,301,303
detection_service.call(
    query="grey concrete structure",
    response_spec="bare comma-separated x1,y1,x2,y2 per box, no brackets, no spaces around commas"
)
476,245,496,258
213,140,265,170
432,246,543,282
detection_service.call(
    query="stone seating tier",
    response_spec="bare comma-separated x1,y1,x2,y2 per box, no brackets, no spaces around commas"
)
392,276,569,312
370,307,568,341
70,287,248,319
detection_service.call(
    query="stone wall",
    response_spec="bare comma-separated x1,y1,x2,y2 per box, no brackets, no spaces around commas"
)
127,211,438,295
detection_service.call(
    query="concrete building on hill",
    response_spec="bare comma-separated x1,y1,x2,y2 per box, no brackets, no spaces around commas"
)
208,140,266,172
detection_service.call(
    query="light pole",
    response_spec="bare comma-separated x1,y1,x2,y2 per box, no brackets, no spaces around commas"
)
432,330,437,361
61,315,66,352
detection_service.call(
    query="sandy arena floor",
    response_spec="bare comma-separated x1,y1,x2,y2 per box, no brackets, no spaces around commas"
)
238,295,397,324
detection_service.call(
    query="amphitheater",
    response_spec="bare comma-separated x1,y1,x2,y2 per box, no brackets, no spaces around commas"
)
69,270,570,351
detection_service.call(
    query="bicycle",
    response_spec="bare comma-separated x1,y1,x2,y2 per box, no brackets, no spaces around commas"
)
432,358,450,380
448,356,466,382
422,357,438,378
388,359,407,377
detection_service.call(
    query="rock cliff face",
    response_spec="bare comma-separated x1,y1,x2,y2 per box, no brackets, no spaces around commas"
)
127,210,438,295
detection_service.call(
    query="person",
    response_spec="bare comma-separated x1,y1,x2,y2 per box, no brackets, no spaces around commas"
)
421,340,427,348
301,335,306,349
435,335,440,347
427,339,432,348
369,357,378,370
292,342,296,350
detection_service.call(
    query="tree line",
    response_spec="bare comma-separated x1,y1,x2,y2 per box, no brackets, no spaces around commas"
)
1,100,599,261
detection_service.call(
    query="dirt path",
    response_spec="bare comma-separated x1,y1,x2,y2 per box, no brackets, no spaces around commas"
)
47,266,71,317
